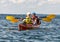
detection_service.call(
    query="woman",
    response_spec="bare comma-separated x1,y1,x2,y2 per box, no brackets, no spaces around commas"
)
32,13,41,25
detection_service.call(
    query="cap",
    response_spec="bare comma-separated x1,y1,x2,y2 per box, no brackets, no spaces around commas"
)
32,12,36,15
26,12,31,16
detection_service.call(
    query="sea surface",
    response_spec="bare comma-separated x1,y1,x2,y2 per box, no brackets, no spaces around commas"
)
0,14,60,42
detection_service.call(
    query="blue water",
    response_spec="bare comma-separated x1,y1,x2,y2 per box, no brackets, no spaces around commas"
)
0,14,60,42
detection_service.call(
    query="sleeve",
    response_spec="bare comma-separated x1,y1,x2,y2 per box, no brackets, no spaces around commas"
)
23,19,26,22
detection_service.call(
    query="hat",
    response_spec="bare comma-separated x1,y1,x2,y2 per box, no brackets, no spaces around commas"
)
32,12,36,15
26,12,31,16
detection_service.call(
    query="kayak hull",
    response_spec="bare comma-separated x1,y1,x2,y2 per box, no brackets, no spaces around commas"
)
18,24,40,31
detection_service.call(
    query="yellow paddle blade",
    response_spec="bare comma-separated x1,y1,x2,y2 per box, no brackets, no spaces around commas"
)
42,18,52,22
10,19,19,23
6,16,15,21
47,14,56,19
42,14,56,22
6,16,19,23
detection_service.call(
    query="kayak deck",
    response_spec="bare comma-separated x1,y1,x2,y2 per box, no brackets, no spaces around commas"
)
18,24,40,31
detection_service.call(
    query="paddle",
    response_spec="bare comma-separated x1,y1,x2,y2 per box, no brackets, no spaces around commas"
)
42,14,56,22
6,14,56,23
6,16,19,23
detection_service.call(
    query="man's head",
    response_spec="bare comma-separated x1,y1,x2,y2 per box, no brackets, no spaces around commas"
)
26,12,31,16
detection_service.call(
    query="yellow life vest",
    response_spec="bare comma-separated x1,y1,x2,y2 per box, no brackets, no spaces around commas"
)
25,17,32,24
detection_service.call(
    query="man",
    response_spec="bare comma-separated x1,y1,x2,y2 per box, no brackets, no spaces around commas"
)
23,12,32,24
18,12,32,31
32,13,41,25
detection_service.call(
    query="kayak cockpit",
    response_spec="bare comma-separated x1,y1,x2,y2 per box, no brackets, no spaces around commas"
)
18,24,40,31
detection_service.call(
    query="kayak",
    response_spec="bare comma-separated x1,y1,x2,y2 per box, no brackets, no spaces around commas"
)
18,24,40,31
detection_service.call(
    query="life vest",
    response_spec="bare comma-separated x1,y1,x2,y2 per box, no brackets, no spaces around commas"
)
24,17,32,24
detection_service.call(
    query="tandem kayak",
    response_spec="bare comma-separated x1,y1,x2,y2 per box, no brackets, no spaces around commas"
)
18,24,40,31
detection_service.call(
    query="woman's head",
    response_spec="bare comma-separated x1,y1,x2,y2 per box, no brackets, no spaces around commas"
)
32,13,36,17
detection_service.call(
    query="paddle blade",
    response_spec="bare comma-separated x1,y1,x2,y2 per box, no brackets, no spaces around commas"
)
6,16,19,23
42,18,52,22
6,16,15,21
42,14,56,22
47,14,56,19
10,19,19,23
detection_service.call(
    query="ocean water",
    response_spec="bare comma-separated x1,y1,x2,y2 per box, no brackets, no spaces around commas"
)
0,14,60,42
